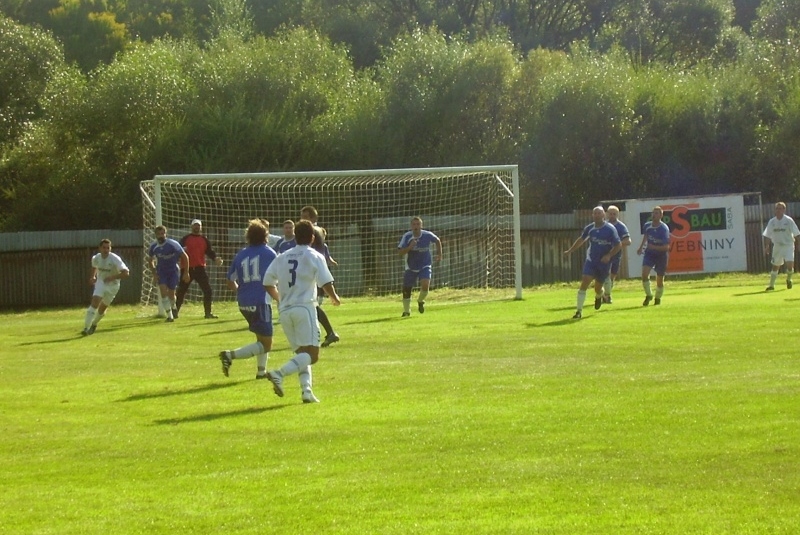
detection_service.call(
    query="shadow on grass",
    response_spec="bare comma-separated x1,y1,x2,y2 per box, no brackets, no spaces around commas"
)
345,316,400,325
530,305,646,327
731,289,776,297
18,318,166,345
154,404,288,425
118,381,241,402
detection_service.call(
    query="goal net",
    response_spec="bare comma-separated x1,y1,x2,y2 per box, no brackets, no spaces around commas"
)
139,165,521,310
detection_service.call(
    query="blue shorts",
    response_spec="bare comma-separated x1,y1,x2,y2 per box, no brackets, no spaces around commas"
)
403,267,432,288
643,251,668,276
157,270,180,290
609,254,622,275
582,259,612,282
238,304,273,337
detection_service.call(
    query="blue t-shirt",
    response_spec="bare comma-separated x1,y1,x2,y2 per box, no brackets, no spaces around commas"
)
643,221,671,254
609,220,630,259
275,237,296,253
398,230,440,272
148,238,184,276
227,244,278,307
580,222,620,263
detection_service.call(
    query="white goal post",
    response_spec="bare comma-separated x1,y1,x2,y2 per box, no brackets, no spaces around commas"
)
139,165,522,309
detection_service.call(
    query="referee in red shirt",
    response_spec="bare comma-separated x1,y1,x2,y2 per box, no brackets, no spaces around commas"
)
175,219,224,318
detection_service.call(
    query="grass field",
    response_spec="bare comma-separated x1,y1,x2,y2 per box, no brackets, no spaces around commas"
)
1,274,798,534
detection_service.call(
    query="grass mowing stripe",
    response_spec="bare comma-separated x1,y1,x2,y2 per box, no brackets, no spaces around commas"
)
0,274,798,534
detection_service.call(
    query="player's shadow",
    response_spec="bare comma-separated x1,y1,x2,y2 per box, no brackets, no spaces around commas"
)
529,316,593,327
731,289,776,297
118,381,241,402
345,317,398,325
153,404,288,425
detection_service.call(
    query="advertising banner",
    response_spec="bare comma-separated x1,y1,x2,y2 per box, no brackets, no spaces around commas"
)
624,195,747,276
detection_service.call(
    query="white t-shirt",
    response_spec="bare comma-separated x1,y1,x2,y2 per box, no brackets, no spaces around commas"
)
264,245,334,311
763,215,800,246
92,252,129,287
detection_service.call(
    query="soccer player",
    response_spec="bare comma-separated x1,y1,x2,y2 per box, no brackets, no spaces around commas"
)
262,219,282,249
147,225,190,322
300,205,340,347
175,219,224,319
563,206,622,319
397,216,443,317
603,205,632,303
636,206,671,306
263,219,341,403
219,219,277,379
82,239,130,335
274,219,297,253
763,201,800,291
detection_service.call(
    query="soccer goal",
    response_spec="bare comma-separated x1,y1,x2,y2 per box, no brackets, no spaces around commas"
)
139,165,522,309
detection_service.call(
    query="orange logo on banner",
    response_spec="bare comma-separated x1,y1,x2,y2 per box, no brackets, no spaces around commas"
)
662,204,704,272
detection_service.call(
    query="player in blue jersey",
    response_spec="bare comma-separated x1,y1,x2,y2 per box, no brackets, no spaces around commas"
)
563,206,622,319
636,206,671,306
301,206,340,347
397,216,443,317
219,219,278,379
274,220,297,253
147,225,190,322
602,205,632,304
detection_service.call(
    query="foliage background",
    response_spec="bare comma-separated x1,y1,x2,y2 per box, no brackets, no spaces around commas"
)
1,0,799,230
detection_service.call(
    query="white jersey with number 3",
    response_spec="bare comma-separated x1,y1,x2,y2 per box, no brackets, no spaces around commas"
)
264,244,334,312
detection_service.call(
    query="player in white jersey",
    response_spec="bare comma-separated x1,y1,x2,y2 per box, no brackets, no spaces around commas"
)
763,201,800,291
263,220,341,403
82,239,130,335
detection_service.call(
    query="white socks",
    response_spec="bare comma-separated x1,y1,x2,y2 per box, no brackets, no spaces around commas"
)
603,277,613,296
84,306,97,329
279,352,313,378
643,279,652,297
576,289,587,311
299,366,313,393
402,298,411,314
231,341,265,359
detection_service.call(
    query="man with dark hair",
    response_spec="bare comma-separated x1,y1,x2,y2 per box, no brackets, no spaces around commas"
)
264,219,341,403
147,226,190,322
175,219,223,319
82,239,130,335
397,216,442,317
564,206,622,319
300,205,340,347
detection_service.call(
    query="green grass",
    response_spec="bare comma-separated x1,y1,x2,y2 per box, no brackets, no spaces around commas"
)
1,274,798,534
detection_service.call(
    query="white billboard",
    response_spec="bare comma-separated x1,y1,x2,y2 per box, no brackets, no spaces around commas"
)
623,195,747,276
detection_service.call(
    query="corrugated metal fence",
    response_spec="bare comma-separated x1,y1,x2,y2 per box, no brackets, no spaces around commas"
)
0,204,790,308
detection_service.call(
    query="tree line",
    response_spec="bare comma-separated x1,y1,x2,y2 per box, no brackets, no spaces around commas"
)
1,0,799,230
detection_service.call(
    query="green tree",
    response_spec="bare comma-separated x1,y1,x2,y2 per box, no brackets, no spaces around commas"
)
601,0,734,66
0,15,65,145
752,0,800,41
48,0,129,71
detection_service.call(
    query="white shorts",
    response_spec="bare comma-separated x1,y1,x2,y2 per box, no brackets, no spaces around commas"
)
279,304,320,350
771,244,796,266
93,281,121,306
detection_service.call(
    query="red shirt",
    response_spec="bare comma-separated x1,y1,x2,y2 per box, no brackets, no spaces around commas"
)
180,234,217,268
